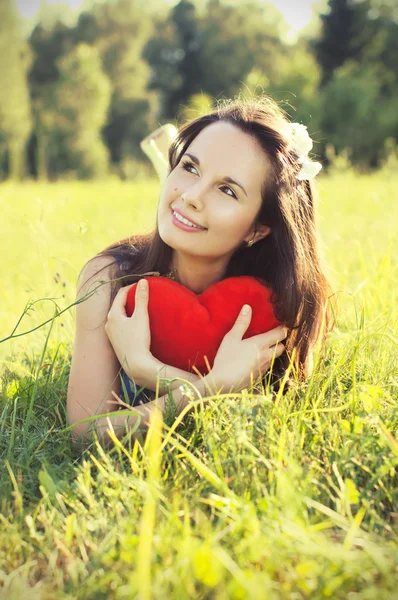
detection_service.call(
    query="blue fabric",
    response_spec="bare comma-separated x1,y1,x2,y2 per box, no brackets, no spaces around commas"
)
113,252,156,407
120,369,157,407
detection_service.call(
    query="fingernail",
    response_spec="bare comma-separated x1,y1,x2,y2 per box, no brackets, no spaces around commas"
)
241,304,250,315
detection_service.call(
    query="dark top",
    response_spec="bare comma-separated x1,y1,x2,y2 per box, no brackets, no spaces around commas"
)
114,252,157,407
119,370,157,407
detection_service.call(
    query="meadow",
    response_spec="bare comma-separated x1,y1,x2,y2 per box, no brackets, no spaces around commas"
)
0,172,397,599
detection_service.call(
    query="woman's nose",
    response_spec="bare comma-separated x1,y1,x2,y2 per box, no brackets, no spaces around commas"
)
183,196,201,211
182,185,206,211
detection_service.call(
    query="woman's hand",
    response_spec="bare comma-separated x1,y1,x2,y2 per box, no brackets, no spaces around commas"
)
105,279,156,386
209,304,287,393
105,279,203,392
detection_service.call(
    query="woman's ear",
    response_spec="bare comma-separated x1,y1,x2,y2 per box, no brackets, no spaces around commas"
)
256,224,271,241
246,224,271,245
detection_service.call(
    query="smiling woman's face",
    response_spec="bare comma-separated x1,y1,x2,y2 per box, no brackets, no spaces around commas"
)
157,121,272,260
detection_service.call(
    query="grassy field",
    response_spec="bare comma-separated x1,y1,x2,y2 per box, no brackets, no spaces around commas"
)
0,173,397,599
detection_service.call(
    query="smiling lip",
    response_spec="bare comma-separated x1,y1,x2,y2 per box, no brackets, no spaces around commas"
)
171,208,207,232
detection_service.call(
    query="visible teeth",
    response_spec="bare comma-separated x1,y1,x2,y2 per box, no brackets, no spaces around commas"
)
173,211,204,229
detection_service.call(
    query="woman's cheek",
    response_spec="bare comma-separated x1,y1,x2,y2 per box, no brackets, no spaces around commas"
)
217,203,246,227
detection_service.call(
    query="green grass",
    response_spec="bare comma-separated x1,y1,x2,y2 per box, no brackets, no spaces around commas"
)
1,173,397,599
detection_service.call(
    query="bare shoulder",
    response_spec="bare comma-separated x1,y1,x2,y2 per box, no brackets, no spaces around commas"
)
77,254,119,297
76,254,120,330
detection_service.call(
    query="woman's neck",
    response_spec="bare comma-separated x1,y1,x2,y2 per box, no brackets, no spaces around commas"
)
170,252,228,294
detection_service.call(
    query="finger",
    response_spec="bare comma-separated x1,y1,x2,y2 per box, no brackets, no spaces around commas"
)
250,326,288,347
272,342,285,358
265,343,285,367
228,304,252,339
262,343,285,372
133,279,149,313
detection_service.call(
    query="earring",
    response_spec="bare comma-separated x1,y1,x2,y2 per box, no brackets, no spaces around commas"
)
246,236,255,247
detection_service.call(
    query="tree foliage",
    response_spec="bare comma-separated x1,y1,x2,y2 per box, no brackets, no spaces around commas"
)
310,0,398,165
314,61,397,166
0,0,396,179
74,0,158,166
313,0,373,85
143,0,204,120
0,0,32,179
56,43,111,178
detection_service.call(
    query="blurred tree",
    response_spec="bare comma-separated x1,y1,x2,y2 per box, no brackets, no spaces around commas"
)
0,131,7,179
28,20,75,179
314,60,397,166
74,0,159,171
167,0,204,120
244,41,323,162
309,0,397,167
29,21,75,89
196,0,286,113
56,43,111,178
28,0,159,177
18,0,397,175
179,92,214,121
360,11,398,84
260,40,322,120
143,0,286,121
143,0,203,120
0,0,32,180
313,0,373,85
197,0,259,103
369,0,398,21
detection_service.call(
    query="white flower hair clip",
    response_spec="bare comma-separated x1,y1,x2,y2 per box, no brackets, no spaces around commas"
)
286,123,322,181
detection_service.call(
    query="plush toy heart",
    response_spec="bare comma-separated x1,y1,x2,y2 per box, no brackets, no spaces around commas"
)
126,276,281,375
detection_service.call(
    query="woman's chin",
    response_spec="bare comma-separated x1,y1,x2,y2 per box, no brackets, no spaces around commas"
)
157,226,175,247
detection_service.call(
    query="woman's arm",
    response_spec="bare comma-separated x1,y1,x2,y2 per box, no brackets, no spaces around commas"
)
74,371,214,449
67,256,129,442
126,356,203,395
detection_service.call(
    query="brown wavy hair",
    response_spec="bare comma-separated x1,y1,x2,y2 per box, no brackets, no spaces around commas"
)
82,94,333,385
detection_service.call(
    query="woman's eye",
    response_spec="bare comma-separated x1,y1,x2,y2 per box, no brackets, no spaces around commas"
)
182,161,197,175
220,185,237,199
181,161,237,199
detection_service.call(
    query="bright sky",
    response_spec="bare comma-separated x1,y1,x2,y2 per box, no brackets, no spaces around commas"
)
15,0,81,18
15,0,321,34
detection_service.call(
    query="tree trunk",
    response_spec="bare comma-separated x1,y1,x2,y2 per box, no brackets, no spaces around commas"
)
0,140,7,181
8,136,25,181
36,128,48,181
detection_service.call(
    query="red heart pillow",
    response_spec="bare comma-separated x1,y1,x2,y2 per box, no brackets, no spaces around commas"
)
126,276,280,375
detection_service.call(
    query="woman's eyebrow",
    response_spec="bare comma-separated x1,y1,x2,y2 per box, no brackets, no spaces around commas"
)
184,152,248,197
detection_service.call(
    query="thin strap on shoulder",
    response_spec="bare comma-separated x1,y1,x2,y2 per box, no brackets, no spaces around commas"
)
109,244,140,269
97,244,141,287
114,253,124,268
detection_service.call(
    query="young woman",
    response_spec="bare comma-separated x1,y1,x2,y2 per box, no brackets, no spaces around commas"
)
67,94,332,448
